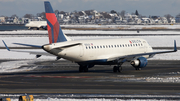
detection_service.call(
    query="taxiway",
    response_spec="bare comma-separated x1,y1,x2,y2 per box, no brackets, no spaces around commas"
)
0,60,179,95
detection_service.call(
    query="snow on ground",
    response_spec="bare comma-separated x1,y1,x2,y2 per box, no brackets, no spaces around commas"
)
0,30,180,35
1,35,180,47
0,30,47,34
0,60,36,73
1,93,180,101
61,24,180,29
98,75,180,83
5,98,177,101
64,30,180,35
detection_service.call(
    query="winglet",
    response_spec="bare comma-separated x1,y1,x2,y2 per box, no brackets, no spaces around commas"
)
174,40,177,52
2,40,10,51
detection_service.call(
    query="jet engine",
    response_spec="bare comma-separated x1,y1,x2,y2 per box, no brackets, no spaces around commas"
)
131,57,148,69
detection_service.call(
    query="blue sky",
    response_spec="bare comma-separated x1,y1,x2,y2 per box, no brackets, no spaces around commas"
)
0,0,180,17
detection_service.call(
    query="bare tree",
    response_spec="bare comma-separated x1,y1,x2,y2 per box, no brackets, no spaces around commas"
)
54,10,59,14
164,14,173,23
37,12,46,19
135,10,139,16
101,12,111,19
59,11,66,14
24,14,34,19
11,14,18,18
110,10,117,14
120,10,125,18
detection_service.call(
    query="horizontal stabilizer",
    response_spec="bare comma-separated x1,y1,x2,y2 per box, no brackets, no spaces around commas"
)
2,40,10,51
2,40,54,57
174,40,177,51
13,43,42,48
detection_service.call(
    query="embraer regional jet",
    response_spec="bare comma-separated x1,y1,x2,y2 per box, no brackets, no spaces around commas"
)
2,1,177,73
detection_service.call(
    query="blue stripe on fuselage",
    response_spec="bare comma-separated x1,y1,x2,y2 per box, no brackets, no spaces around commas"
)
77,59,110,65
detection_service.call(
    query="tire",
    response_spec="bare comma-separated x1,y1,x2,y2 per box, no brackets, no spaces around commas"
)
84,67,88,72
118,67,122,73
79,66,84,72
113,66,117,72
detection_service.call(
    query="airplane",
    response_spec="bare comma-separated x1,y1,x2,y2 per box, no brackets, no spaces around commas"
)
2,1,177,73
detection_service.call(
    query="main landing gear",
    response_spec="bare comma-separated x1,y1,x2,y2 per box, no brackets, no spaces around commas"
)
79,65,88,72
113,66,122,73
135,67,141,70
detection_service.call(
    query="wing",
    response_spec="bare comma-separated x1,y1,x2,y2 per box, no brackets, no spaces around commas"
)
107,40,177,62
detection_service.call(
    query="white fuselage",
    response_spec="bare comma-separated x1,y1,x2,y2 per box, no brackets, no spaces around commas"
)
43,38,153,63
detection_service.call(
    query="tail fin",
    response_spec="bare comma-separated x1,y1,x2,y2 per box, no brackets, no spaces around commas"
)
44,1,70,44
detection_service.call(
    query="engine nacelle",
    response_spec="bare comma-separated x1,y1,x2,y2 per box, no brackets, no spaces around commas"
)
131,57,148,68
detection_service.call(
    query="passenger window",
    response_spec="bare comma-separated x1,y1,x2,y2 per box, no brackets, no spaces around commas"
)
89,46,91,49
117,45,119,47
100,46,102,48
114,45,116,48
109,45,111,48
125,44,127,47
106,45,108,48
122,45,124,47
92,46,93,49
86,47,88,49
94,46,96,49
103,46,105,48
97,46,99,48
111,45,113,48
120,45,122,47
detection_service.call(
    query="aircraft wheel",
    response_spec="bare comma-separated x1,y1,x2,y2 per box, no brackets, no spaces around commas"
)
84,67,88,72
79,66,84,72
118,66,122,73
79,66,89,72
113,66,122,73
113,66,118,72
135,67,141,71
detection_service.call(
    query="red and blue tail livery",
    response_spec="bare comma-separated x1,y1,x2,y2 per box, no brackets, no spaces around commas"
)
44,1,68,44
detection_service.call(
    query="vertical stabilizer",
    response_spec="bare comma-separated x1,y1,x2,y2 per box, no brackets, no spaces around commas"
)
44,1,70,44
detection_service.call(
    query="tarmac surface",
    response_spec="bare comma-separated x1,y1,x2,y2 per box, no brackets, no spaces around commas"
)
0,59,180,95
